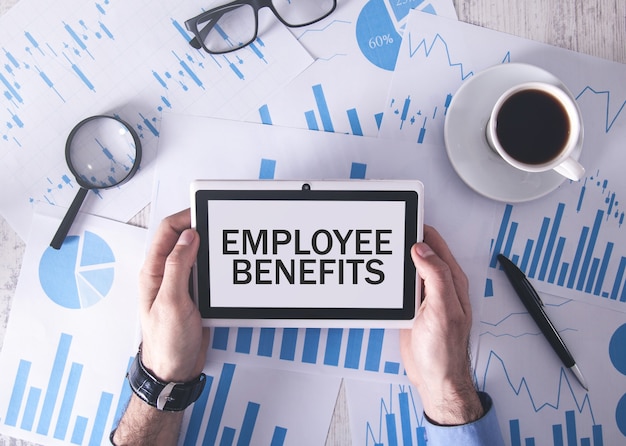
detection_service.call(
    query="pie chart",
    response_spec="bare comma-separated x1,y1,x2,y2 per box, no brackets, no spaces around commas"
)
39,231,115,309
355,0,438,71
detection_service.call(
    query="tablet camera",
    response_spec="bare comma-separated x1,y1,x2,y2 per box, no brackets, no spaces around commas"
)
302,183,311,190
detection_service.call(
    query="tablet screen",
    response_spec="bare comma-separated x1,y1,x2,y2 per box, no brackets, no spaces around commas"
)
194,189,419,321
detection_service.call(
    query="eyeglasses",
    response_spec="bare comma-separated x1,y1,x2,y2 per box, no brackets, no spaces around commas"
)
185,0,337,54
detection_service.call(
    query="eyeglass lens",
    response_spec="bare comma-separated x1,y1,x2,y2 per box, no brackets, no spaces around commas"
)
199,4,257,54
196,0,335,54
272,0,335,26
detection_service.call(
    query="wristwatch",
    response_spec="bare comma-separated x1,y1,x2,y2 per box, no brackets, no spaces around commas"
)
127,349,206,412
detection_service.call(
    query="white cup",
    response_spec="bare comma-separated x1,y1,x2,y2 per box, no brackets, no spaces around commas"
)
486,82,585,181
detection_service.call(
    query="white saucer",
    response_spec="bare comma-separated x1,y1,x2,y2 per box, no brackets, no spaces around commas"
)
444,63,583,203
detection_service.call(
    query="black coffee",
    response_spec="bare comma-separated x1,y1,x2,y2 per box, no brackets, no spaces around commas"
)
495,89,570,165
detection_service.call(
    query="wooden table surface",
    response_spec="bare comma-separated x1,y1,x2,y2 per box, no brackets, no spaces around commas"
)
1,0,624,444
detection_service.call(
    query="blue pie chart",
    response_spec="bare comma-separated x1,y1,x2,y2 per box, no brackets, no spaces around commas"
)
355,0,437,71
39,231,115,309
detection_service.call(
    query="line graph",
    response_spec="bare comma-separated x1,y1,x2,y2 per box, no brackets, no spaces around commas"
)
575,86,626,133
479,350,596,420
479,349,605,446
477,270,626,444
380,11,626,154
407,32,474,81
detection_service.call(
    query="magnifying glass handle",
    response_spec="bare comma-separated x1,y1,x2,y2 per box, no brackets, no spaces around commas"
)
50,187,90,250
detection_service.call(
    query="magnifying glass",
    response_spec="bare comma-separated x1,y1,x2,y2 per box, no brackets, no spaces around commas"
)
50,115,142,250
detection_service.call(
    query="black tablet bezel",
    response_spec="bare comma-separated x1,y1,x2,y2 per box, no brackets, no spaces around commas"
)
194,189,419,321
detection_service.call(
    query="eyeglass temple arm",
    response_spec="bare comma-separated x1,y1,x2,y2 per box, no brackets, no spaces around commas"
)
188,22,216,50
186,7,235,51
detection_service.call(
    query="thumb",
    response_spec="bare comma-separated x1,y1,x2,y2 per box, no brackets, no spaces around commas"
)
411,242,456,311
158,229,199,304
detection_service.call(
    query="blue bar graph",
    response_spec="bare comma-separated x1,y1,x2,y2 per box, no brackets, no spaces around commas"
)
236,327,253,354
210,326,403,378
184,374,213,445
239,402,260,445
37,333,72,435
302,328,321,364
347,108,364,136
386,413,398,446
259,158,276,180
204,363,236,445
398,391,412,445
259,104,272,125
365,385,427,446
279,328,298,360
344,328,364,369
324,328,343,366
566,410,577,446
489,201,626,304
89,392,113,446
54,362,83,439
5,360,30,426
364,329,384,372
304,110,319,130
258,328,276,357
21,387,41,431
183,363,289,444
312,84,334,132
3,332,131,445
350,162,367,179
72,416,88,444
271,426,287,446
213,327,230,350
510,419,522,446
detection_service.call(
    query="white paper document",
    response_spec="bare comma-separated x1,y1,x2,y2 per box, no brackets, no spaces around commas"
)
0,208,146,446
477,280,626,445
384,11,626,314
245,0,458,137
0,0,313,239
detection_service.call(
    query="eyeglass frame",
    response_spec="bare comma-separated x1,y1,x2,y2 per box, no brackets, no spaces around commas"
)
185,0,337,54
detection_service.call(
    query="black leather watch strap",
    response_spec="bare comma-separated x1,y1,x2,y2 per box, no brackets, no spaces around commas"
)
127,350,206,412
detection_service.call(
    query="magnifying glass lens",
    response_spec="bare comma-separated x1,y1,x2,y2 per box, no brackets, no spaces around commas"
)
67,117,140,188
50,115,142,250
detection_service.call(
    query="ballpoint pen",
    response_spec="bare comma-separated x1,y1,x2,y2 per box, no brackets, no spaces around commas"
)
496,254,589,391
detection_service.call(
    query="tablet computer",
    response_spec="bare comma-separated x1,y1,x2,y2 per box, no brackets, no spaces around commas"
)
191,180,424,327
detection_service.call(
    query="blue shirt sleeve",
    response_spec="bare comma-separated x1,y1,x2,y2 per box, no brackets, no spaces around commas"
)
423,392,505,445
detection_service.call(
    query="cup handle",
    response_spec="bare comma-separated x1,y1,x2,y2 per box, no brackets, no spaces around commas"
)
553,157,585,181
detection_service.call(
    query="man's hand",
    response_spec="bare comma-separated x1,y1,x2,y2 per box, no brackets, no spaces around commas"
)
113,209,210,445
400,225,483,425
138,209,210,382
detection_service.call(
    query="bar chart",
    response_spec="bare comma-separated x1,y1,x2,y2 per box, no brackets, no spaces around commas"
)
508,411,603,446
3,332,129,446
345,379,426,446
365,384,426,446
180,361,340,446
258,83,382,136
208,327,406,381
486,170,626,310
182,363,287,446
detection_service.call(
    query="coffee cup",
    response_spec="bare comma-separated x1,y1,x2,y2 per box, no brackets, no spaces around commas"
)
486,81,585,181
